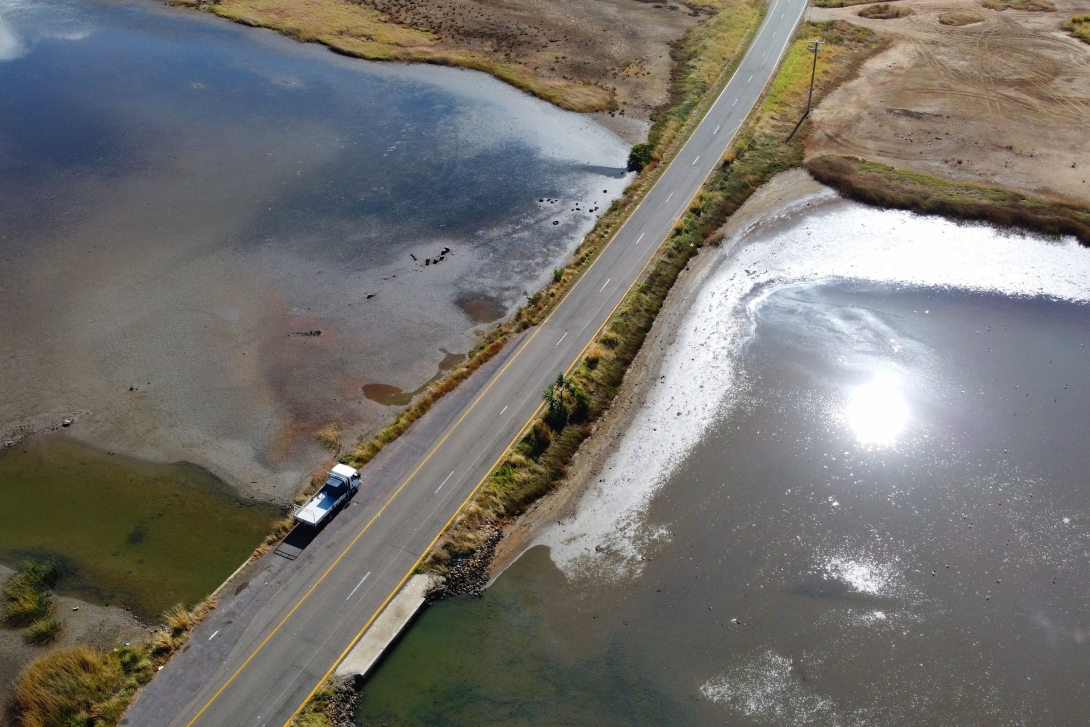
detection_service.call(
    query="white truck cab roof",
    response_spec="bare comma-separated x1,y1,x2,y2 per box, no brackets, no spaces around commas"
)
330,463,359,480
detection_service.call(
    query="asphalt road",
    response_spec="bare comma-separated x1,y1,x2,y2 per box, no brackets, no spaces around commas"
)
130,1,807,723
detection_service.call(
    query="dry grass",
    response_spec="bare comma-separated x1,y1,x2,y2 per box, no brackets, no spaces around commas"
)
9,597,218,727
423,21,885,571
981,0,1055,10
805,155,1090,244
314,423,342,454
1065,14,1090,43
938,9,985,24
858,3,913,18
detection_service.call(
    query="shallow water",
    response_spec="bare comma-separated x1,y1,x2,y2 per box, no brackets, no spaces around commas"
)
0,435,279,621
0,0,629,492
356,198,1090,725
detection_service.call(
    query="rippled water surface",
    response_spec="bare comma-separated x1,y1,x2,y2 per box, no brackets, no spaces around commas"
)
357,199,1090,726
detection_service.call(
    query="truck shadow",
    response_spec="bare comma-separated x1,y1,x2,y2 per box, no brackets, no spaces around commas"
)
274,526,319,561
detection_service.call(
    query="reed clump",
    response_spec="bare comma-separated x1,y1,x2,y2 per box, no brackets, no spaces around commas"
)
805,155,1090,245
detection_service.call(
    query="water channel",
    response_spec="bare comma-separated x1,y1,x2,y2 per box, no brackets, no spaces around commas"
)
357,186,1090,726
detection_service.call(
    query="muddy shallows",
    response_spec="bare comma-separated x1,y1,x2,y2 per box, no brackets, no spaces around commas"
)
356,282,1090,726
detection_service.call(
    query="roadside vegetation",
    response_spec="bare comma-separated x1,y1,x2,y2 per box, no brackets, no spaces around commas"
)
1066,15,1090,44
3,561,63,647
8,598,217,727
805,155,1090,244
422,20,885,574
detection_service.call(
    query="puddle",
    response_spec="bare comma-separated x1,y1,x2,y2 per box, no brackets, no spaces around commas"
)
455,294,507,324
363,350,467,406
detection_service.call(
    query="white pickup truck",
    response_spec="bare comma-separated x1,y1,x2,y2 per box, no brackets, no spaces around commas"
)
294,464,361,527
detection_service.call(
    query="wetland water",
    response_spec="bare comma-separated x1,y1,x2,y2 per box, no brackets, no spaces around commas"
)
357,189,1090,725
0,0,629,498
0,436,278,620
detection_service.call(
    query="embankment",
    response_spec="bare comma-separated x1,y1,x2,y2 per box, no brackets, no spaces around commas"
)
422,19,887,586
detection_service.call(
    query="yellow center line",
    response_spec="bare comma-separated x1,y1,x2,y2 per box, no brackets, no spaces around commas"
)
188,8,787,720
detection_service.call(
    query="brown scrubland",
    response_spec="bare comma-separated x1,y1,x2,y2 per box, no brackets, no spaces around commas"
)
808,0,1090,206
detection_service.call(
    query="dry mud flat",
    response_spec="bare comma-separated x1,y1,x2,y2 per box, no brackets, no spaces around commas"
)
808,0,1090,205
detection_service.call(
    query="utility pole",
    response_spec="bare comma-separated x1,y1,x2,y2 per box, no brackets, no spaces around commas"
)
786,39,825,141
805,39,824,115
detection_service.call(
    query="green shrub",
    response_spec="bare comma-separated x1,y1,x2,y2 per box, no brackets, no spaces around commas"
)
627,143,654,172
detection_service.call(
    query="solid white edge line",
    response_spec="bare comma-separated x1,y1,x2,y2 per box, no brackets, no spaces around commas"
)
346,572,372,600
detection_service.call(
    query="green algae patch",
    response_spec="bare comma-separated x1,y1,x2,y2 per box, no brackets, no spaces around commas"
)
0,436,280,621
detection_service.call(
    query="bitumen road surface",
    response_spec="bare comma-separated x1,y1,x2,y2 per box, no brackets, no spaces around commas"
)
126,1,807,723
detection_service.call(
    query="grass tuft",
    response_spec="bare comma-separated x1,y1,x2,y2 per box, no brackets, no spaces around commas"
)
1065,14,1090,43
24,617,63,646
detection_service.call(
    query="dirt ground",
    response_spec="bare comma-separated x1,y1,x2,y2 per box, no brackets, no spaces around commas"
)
807,0,1090,206
354,0,702,125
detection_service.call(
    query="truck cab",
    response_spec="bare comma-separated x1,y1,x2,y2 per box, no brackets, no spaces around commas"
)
294,464,361,527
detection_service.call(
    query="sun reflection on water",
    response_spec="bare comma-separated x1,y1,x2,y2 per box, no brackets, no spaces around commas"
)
845,378,908,446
